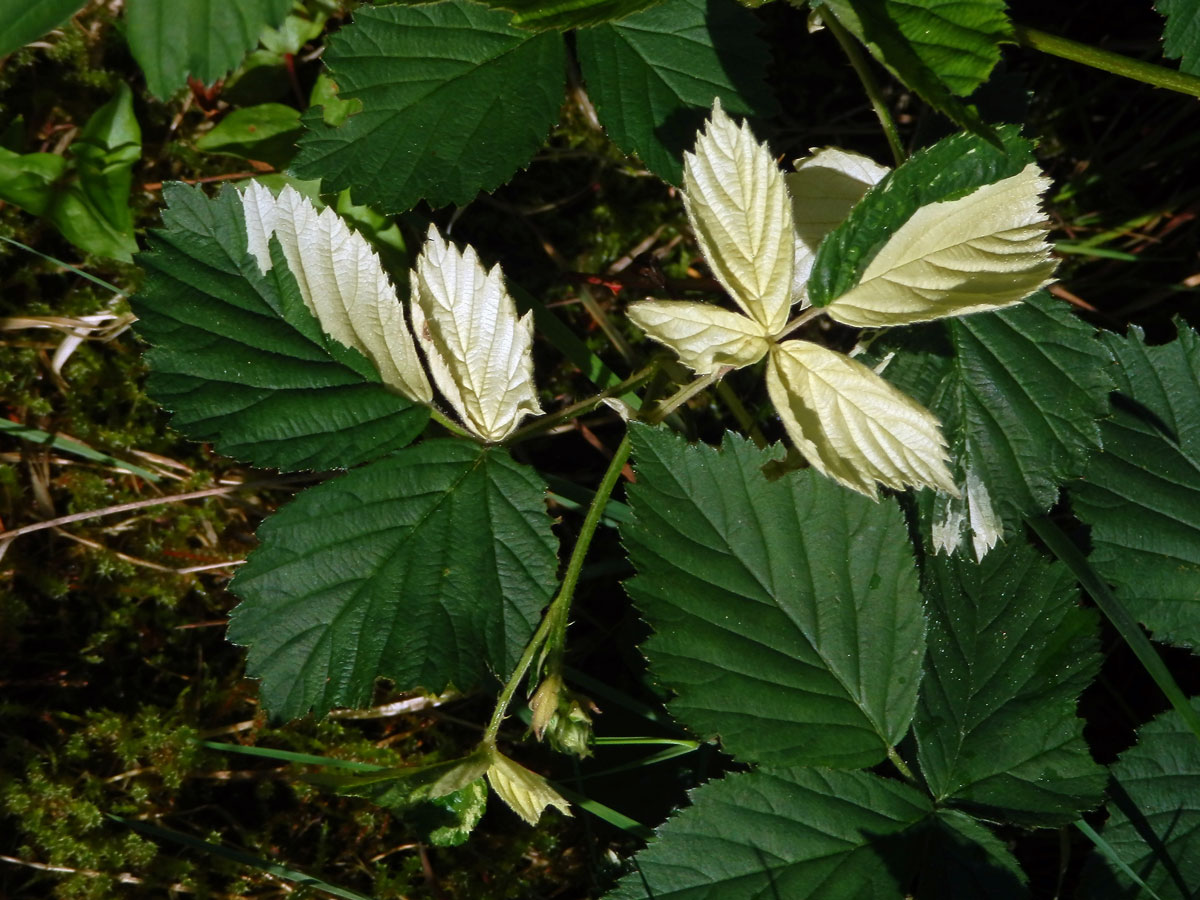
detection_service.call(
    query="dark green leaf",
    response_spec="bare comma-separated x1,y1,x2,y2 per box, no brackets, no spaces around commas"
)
875,293,1113,556
915,541,1106,825
132,183,429,472
622,424,925,768
1079,699,1200,900
807,126,1033,307
606,767,932,899
914,810,1029,900
227,441,559,720
125,0,294,99
575,0,777,184
818,0,1009,132
196,103,303,169
475,0,663,30
1070,322,1200,650
292,1,565,212
0,0,84,58
1157,0,1200,75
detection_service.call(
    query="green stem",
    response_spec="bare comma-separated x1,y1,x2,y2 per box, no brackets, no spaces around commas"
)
428,408,472,439
778,305,825,342
484,433,634,743
1013,25,1200,99
821,9,905,166
715,380,766,449
507,362,658,445
887,746,917,783
1029,515,1200,744
645,368,730,424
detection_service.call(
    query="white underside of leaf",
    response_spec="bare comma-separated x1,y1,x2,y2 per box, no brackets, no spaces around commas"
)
765,340,958,498
627,300,769,373
411,226,542,443
825,164,1058,327
787,147,889,305
486,749,572,825
239,182,432,403
932,465,1003,560
683,99,795,335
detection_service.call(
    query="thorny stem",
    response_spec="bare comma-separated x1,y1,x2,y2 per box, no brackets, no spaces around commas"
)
820,8,906,167
1013,25,1200,99
484,432,634,743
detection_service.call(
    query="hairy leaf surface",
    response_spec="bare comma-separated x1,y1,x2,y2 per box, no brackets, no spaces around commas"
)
411,226,542,442
808,127,1034,308
824,164,1056,327
293,1,564,212
766,340,956,497
622,425,925,768
607,767,932,899
915,541,1105,825
575,0,776,184
1070,322,1200,649
228,441,558,720
625,299,769,373
681,100,794,334
125,0,293,98
1079,699,1200,899
132,184,429,471
876,293,1112,557
476,0,662,30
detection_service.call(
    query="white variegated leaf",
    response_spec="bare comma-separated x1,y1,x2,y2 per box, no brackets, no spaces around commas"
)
627,300,769,374
765,340,957,497
485,749,572,825
932,465,1003,561
411,226,542,443
239,182,432,403
825,164,1057,327
786,148,890,304
683,99,795,335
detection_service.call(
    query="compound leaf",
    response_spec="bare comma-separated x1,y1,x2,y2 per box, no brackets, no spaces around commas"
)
606,767,932,899
1070,322,1200,650
876,292,1113,558
293,1,565,212
622,424,925,769
807,126,1033,308
132,183,429,472
1080,699,1200,899
125,0,293,99
575,0,777,184
227,440,558,720
915,541,1106,826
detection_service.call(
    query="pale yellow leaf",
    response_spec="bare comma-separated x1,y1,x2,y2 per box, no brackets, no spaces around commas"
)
485,749,572,825
683,99,795,334
411,226,542,443
765,340,958,497
786,148,889,304
627,300,769,373
239,182,432,403
825,164,1057,327
932,465,1003,561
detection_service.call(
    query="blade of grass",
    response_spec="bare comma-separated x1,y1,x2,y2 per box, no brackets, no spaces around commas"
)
106,814,376,900
1074,819,1167,900
1029,515,1200,744
196,740,388,771
1055,243,1141,262
0,234,125,295
550,784,654,841
0,419,162,482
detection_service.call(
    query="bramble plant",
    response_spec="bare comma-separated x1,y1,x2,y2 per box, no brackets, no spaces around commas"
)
6,0,1200,897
